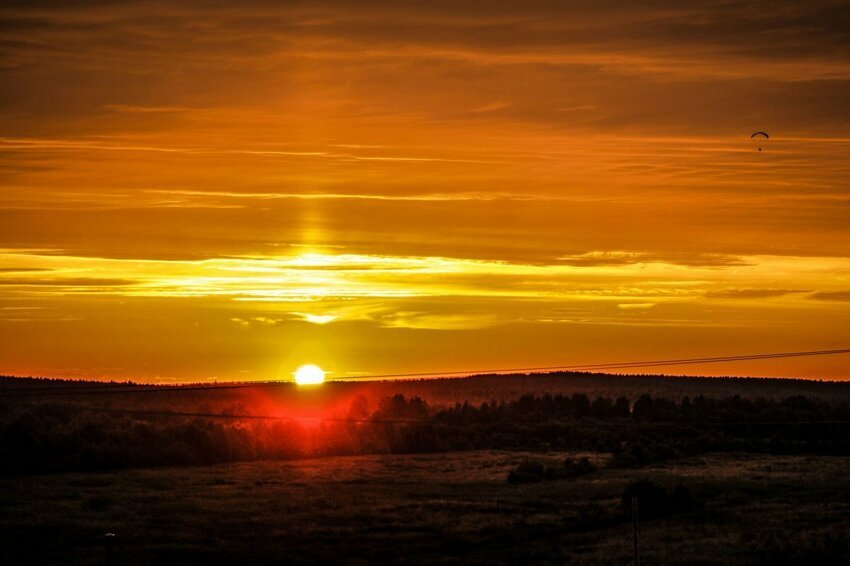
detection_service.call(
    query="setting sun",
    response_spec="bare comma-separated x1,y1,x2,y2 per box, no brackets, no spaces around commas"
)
294,364,325,385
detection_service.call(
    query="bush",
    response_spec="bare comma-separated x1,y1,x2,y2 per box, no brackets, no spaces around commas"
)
507,459,546,484
562,456,596,478
508,457,596,483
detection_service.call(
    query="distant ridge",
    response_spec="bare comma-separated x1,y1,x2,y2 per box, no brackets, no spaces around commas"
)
3,371,850,405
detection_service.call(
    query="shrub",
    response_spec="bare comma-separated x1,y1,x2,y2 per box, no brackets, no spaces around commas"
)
562,456,596,478
507,459,546,484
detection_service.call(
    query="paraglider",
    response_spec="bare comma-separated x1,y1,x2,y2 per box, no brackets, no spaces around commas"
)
751,131,768,151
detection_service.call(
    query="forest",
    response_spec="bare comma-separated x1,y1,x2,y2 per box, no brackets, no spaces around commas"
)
3,373,849,475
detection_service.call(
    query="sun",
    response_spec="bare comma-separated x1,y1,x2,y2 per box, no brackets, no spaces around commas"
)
294,364,325,385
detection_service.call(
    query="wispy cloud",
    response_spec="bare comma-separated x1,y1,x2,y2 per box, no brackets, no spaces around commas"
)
0,138,498,164
378,311,501,330
145,189,548,203
809,291,850,302
705,289,810,300
0,277,135,287
559,251,750,268
1,249,848,315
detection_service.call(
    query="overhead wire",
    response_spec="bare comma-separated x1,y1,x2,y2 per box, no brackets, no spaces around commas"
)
1,347,849,398
17,403,850,428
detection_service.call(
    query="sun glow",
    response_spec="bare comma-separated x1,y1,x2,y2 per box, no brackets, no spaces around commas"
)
294,364,326,385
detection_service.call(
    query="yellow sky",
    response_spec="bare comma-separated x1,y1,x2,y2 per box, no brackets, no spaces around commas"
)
1,1,850,381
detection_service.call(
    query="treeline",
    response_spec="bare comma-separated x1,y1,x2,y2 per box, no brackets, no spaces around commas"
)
429,393,850,464
6,372,850,407
1,393,849,475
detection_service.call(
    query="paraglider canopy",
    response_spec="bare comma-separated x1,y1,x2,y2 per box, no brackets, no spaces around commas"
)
751,131,769,151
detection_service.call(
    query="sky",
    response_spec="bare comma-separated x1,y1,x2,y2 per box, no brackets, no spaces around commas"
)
1,0,850,382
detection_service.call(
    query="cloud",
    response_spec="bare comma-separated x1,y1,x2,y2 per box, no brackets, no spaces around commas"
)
144,189,541,203
296,313,337,325
617,303,656,310
378,311,501,330
3,1,850,138
705,289,810,299
809,291,850,302
0,250,847,309
558,251,749,268
0,277,135,287
229,313,336,327
0,137,498,165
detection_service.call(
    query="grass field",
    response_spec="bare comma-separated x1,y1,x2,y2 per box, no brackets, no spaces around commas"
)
3,451,849,565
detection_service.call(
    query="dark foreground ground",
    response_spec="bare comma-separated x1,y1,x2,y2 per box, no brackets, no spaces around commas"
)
2,451,848,565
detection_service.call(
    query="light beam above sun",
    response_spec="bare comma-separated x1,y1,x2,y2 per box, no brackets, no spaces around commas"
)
294,364,325,385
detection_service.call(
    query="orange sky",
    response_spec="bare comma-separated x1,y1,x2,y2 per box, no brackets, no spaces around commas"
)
1,1,850,381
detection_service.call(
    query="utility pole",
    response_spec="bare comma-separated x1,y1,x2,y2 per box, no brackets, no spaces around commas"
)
104,532,116,565
632,496,640,566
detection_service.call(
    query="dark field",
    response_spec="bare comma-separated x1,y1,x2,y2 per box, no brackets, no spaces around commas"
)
3,373,850,564
2,451,849,565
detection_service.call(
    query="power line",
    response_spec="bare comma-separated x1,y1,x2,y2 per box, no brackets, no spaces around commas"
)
0,381,272,397
343,347,850,379
68,406,426,424
25,403,850,428
1,347,849,398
